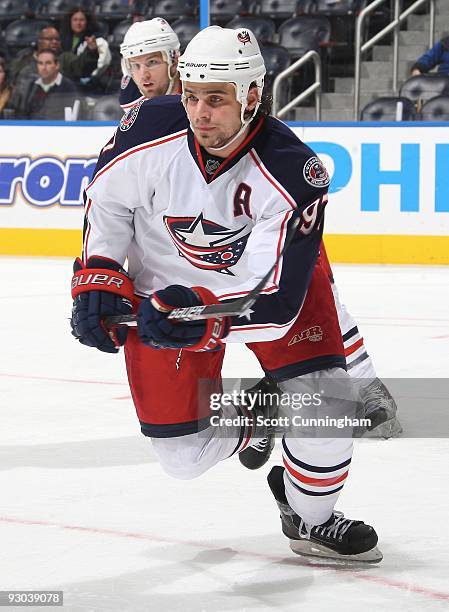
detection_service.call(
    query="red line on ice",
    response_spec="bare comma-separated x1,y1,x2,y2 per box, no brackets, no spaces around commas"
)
1,516,448,603
0,373,126,386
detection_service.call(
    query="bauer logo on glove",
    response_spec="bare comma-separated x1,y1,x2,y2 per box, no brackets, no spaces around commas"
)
71,271,128,294
70,256,136,354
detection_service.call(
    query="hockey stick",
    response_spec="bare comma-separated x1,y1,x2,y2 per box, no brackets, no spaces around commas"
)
105,215,299,325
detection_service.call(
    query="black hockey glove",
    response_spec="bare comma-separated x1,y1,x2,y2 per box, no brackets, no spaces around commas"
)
71,257,134,353
137,285,230,351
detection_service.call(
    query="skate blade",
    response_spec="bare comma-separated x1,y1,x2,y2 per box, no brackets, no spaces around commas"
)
289,539,383,564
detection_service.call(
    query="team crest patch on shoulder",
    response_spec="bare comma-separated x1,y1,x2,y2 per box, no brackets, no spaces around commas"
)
303,156,330,188
120,75,130,90
119,99,144,131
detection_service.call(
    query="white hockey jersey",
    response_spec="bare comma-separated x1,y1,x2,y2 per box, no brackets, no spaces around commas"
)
83,95,329,343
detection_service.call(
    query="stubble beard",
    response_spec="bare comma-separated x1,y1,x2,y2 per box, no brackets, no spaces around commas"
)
195,130,225,149
137,78,168,99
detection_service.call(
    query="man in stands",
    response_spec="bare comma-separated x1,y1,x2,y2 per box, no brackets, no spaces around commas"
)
7,26,98,118
22,49,77,120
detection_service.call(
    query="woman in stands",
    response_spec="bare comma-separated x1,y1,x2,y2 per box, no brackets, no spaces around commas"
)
60,6,111,93
0,57,12,118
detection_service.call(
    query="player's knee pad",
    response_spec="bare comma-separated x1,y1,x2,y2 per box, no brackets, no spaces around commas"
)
151,434,211,480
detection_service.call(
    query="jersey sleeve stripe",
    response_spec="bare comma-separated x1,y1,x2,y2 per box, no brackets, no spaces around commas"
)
120,95,146,110
218,284,278,300
229,316,297,333
273,209,292,286
83,198,93,263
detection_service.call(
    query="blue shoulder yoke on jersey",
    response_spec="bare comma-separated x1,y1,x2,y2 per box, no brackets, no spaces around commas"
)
93,95,189,177
119,76,144,109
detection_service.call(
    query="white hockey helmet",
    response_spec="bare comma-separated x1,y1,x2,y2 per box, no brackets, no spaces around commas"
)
120,18,180,92
178,26,266,124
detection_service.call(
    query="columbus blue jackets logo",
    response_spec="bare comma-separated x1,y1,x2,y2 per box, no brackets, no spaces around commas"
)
119,99,144,131
237,30,251,45
303,156,330,188
164,213,250,275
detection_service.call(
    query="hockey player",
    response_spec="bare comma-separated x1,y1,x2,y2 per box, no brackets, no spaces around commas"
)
70,26,382,563
119,18,181,111
118,18,401,448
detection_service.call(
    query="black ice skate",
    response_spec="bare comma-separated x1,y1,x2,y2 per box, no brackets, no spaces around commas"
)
267,466,383,563
239,377,279,470
359,378,402,439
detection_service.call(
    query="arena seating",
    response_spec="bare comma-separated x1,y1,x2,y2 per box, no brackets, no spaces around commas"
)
210,0,256,24
96,0,135,21
225,15,276,44
151,0,197,21
42,0,96,20
278,15,331,59
0,0,36,23
400,74,449,108
420,95,449,121
361,96,417,121
171,16,200,52
5,18,50,50
0,0,445,122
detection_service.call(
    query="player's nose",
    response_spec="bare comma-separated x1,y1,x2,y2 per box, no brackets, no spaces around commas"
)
195,99,211,119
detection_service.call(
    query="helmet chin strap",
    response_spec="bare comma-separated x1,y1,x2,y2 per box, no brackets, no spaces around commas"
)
165,75,175,95
164,54,178,95
207,85,261,152
126,50,178,97
204,101,259,152
207,117,252,152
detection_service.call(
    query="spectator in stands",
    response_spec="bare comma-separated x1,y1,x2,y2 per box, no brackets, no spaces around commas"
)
60,6,111,91
0,57,12,118
411,35,449,76
10,26,99,86
7,26,98,117
21,49,78,120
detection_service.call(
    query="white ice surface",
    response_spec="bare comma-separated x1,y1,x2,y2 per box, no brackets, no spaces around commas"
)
1,258,449,612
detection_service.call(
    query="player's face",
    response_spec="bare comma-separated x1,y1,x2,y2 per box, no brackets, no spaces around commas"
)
183,82,257,155
129,52,170,98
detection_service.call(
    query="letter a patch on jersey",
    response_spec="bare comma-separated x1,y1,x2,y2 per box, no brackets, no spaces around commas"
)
164,213,250,275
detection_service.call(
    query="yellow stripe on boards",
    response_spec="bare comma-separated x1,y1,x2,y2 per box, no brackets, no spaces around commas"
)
0,228,83,257
324,234,449,265
1,228,448,264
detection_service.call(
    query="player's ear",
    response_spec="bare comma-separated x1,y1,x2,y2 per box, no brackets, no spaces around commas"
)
245,85,259,113
172,52,179,76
